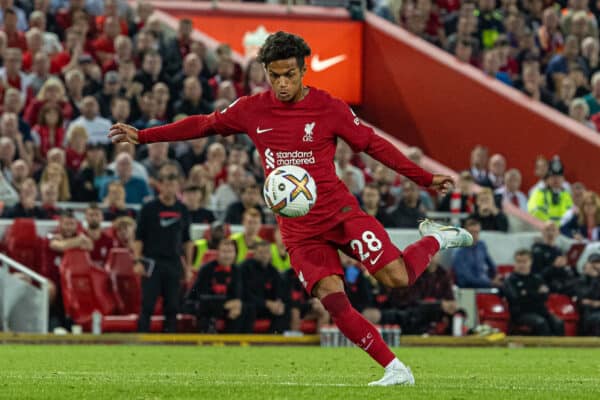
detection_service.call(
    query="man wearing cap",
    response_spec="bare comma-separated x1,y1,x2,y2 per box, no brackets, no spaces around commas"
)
528,156,573,224
575,253,600,335
95,71,122,118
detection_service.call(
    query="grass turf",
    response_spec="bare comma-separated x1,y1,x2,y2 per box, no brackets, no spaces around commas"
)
1,345,599,399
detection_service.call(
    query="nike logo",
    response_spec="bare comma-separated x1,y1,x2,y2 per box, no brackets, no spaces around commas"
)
311,54,347,72
256,127,273,134
370,251,384,266
160,218,179,228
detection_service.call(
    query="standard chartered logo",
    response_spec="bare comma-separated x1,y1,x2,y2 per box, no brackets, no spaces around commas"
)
264,148,316,169
265,148,275,169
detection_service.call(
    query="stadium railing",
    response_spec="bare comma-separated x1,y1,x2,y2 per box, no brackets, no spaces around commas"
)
0,253,49,333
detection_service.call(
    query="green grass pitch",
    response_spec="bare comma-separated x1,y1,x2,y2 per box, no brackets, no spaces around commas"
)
1,345,600,399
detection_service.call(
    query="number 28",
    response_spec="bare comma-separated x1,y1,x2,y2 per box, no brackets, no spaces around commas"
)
350,231,382,261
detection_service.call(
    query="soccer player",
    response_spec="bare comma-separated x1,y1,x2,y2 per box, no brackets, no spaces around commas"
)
109,31,473,386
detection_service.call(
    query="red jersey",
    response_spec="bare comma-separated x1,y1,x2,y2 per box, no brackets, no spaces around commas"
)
89,230,114,265
139,88,433,243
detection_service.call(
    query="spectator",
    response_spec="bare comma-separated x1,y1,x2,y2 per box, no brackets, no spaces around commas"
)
559,181,587,226
101,180,137,221
40,162,71,201
70,96,112,145
107,142,149,182
503,249,564,336
135,162,192,333
110,96,131,124
470,188,509,231
92,16,120,65
64,125,88,172
2,87,32,141
283,267,329,333
95,71,122,118
173,76,212,116
528,156,573,224
204,141,227,187
39,181,61,220
64,69,85,117
528,155,571,196
177,137,207,176
152,81,172,122
561,191,600,241
72,143,107,202
438,170,476,214
486,153,506,189
241,241,290,333
452,218,499,288
112,215,137,252
84,203,113,265
22,28,43,72
102,34,132,73
1,8,26,49
24,77,72,127
1,112,34,166
569,98,596,130
208,57,242,99
469,145,490,186
360,183,391,227
99,152,151,204
141,142,183,189
212,163,246,214
184,238,250,333
224,183,265,225
243,58,269,95
31,103,65,160
385,180,427,228
536,7,563,63
29,10,62,56
29,52,53,96
182,184,215,224
583,71,600,115
477,0,505,49
575,253,600,336
554,76,577,114
8,158,28,192
191,220,227,270
482,49,513,85
581,36,599,78
495,168,528,210
230,208,262,264
1,177,46,218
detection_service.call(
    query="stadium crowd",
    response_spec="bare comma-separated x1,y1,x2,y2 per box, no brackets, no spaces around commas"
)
375,0,600,130
0,0,598,336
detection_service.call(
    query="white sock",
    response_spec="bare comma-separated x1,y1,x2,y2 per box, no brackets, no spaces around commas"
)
426,232,445,249
385,358,406,370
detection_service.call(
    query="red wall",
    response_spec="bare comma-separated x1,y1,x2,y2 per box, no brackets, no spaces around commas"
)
361,13,600,193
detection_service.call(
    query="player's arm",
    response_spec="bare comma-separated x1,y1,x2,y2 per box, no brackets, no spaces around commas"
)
333,101,452,193
108,98,249,144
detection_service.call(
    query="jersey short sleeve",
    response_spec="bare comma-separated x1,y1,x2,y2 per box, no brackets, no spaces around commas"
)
212,96,252,136
330,98,374,152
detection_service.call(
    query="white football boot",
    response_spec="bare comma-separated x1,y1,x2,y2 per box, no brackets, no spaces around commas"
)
368,360,415,387
418,219,473,249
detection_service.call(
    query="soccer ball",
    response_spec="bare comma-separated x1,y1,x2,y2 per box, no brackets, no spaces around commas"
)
263,165,317,218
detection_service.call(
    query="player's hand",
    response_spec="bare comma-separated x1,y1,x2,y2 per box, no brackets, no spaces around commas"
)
430,174,454,195
108,123,139,144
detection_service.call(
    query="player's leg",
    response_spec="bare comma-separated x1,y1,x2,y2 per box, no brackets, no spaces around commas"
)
289,241,413,386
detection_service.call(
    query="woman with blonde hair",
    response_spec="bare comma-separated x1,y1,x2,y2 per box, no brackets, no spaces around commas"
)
561,191,600,241
65,125,89,171
40,162,71,201
24,77,73,125
32,103,65,159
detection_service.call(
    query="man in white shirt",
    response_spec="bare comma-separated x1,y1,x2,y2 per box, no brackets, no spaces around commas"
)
70,96,112,145
495,168,528,211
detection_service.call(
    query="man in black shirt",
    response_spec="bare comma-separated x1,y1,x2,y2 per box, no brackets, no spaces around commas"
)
360,183,391,227
134,162,192,333
224,183,265,224
241,241,289,333
575,254,600,336
182,184,215,224
184,238,250,333
503,249,564,336
385,180,426,228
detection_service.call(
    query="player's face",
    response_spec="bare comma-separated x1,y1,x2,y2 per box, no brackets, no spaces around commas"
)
266,57,306,103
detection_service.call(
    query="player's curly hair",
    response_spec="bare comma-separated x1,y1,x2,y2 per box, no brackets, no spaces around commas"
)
257,31,311,69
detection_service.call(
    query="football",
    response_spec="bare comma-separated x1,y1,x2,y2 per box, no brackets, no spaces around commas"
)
263,165,317,217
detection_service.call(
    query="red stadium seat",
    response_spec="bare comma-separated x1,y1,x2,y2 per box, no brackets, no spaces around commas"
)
60,249,103,329
546,294,579,336
105,248,140,315
476,293,510,333
3,218,42,274
89,264,117,316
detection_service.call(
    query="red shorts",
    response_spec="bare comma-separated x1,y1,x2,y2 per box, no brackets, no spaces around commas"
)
286,210,401,295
